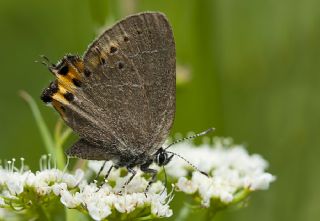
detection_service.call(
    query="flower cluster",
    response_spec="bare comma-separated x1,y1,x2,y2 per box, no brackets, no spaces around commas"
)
0,138,275,220
0,157,172,220
166,137,276,207
58,173,173,220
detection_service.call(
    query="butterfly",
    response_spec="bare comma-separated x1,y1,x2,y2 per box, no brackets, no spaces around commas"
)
41,12,211,190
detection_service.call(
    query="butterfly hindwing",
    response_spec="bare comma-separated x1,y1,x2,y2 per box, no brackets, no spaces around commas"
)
66,138,118,161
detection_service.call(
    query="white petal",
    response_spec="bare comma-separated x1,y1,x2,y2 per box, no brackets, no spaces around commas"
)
87,201,112,221
176,177,197,194
60,190,81,208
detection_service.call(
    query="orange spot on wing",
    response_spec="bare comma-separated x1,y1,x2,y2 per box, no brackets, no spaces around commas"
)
57,75,75,92
56,64,83,91
52,93,68,105
74,60,84,73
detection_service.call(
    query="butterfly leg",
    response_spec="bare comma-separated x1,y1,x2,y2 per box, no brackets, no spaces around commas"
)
95,161,107,180
104,165,114,181
118,167,137,194
96,163,114,191
140,165,158,193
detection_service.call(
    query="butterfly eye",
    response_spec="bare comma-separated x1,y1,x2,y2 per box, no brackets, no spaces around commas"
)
156,151,167,166
123,36,129,42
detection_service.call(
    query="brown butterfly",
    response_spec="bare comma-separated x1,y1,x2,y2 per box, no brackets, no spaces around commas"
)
41,12,211,190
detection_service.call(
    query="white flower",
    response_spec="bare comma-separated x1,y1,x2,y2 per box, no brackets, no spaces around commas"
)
1,190,16,200
148,180,165,194
150,192,173,217
166,138,276,207
24,171,36,186
151,200,173,217
62,169,84,188
52,183,67,196
176,177,197,194
117,172,148,193
6,172,25,195
244,173,276,190
114,194,138,213
0,137,275,219
60,189,81,208
86,199,112,221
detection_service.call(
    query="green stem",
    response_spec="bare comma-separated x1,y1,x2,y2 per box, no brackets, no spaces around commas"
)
205,208,217,221
54,119,63,144
20,91,68,170
19,91,55,158
134,215,153,221
65,208,81,221
59,128,73,147
38,204,51,221
54,120,72,170
231,189,251,205
206,189,251,221
175,206,191,221
53,120,65,170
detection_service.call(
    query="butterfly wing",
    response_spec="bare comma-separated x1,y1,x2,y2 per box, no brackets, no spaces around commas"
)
66,138,120,160
41,12,175,160
82,12,176,156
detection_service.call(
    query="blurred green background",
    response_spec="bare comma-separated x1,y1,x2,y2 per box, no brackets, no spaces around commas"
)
0,0,319,220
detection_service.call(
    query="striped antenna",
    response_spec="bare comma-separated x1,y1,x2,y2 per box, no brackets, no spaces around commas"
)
165,127,214,150
166,150,208,176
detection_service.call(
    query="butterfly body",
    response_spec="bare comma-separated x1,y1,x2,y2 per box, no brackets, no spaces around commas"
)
41,12,176,177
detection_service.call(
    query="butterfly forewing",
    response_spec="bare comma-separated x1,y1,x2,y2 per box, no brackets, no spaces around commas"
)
80,12,176,156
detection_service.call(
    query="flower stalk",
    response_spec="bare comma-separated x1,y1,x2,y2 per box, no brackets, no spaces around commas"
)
20,91,67,170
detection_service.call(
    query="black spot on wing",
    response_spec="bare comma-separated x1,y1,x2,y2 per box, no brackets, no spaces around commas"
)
63,92,74,101
118,61,124,70
100,57,106,65
41,81,58,103
58,65,69,75
72,78,82,87
110,46,118,54
84,69,92,77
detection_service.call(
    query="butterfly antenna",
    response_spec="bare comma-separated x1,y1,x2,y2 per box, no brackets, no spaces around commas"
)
35,55,55,69
165,127,214,150
166,151,208,176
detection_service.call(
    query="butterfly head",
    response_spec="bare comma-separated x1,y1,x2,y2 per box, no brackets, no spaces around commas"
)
154,148,174,167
